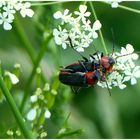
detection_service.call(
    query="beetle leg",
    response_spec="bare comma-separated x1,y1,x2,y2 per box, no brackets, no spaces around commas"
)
71,86,81,94
68,37,88,61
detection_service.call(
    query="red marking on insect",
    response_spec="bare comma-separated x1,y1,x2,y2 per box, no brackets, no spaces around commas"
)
85,71,98,85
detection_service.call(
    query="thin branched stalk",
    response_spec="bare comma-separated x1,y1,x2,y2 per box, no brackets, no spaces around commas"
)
89,2,108,55
31,1,68,6
13,16,46,83
20,34,53,113
103,2,140,14
0,76,33,138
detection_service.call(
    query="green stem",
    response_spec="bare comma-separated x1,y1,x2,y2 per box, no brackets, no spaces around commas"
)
13,15,36,63
31,1,68,6
89,2,108,55
118,4,140,14
13,16,46,83
20,34,53,113
104,2,140,14
0,76,33,138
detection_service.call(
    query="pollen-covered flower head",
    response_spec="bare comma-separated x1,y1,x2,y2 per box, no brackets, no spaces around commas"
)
53,5,102,52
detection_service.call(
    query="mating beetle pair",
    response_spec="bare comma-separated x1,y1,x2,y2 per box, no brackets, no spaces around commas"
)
59,38,116,94
59,52,115,87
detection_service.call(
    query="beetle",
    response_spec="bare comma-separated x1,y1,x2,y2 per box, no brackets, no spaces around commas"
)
59,69,101,87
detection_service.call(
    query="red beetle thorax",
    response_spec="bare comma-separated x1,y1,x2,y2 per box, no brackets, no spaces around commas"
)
100,56,113,72
100,56,110,68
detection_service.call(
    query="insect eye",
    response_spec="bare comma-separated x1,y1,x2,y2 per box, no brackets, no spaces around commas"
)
93,71,101,80
109,57,115,65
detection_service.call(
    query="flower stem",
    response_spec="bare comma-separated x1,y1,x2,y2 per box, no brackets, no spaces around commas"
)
0,76,33,138
13,15,46,83
89,2,108,55
118,4,140,14
20,34,53,113
31,1,69,6
103,2,140,14
13,15,36,63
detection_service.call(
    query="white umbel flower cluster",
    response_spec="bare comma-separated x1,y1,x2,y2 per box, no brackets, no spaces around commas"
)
0,0,34,30
53,5,102,52
98,44,140,89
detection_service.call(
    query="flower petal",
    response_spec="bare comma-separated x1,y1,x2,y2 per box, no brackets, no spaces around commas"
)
8,72,19,84
76,47,84,52
84,12,91,17
119,84,126,89
62,43,67,49
3,22,12,30
132,53,139,60
93,20,102,30
79,5,87,13
111,2,119,8
126,44,134,53
123,76,131,82
131,77,137,85
27,108,36,121
53,11,62,19
26,9,34,17
92,32,98,39
44,109,51,119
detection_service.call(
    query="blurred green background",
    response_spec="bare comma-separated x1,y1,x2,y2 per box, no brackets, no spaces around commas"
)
0,1,140,138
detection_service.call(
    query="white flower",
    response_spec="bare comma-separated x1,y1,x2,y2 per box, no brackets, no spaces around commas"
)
74,5,91,23
15,130,21,136
75,43,85,52
36,67,41,74
113,74,126,89
53,26,68,49
27,108,37,121
7,129,14,136
43,83,50,91
19,2,34,18
82,19,91,31
81,33,92,48
53,5,101,52
3,5,15,20
53,9,72,25
89,20,102,39
5,71,19,84
0,1,34,30
30,95,38,103
51,89,57,95
111,2,119,8
115,44,139,71
124,66,140,85
44,109,51,119
70,19,81,34
40,132,47,138
0,13,13,30
35,88,42,96
106,1,122,8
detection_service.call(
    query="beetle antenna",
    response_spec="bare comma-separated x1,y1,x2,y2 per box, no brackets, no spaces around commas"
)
105,79,112,96
115,51,140,59
68,37,88,62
